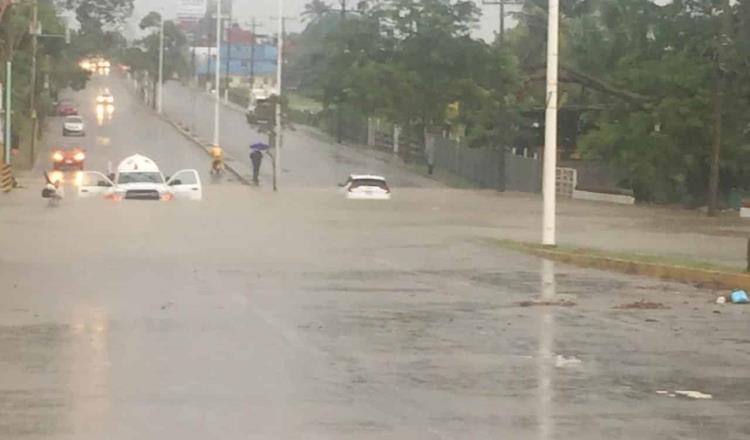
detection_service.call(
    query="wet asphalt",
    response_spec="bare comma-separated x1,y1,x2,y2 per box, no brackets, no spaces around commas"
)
1,74,749,439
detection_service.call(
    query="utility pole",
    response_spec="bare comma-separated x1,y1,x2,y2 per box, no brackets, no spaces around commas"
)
225,1,233,90
337,0,346,143
542,0,559,246
3,62,11,164
29,0,39,165
249,17,257,89
274,0,284,192
206,16,212,85
156,10,165,114
482,0,522,44
213,0,222,147
708,0,732,217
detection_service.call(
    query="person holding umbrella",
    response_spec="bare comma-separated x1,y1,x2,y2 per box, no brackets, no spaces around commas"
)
249,142,270,185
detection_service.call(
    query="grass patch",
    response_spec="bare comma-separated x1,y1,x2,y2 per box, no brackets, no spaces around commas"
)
288,93,323,112
492,238,745,274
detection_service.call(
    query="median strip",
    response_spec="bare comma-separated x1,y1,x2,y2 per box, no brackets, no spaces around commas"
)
491,239,750,291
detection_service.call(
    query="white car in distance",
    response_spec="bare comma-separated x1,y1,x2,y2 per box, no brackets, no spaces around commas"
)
97,91,114,105
343,175,391,200
63,115,85,136
77,154,202,201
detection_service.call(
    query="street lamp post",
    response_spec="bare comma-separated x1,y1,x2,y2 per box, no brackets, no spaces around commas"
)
156,10,165,114
3,61,11,164
213,0,222,147
542,0,559,246
29,0,38,164
273,0,283,192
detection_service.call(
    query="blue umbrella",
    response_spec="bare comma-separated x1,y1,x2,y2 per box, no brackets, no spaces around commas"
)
250,142,270,151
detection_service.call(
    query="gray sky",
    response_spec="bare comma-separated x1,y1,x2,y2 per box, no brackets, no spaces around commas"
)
131,0,507,41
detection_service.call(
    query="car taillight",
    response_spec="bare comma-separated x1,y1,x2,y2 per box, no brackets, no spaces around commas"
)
73,152,85,162
52,152,64,162
160,192,173,201
104,193,123,202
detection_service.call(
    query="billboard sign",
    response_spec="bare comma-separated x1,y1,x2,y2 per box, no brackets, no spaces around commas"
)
178,0,207,20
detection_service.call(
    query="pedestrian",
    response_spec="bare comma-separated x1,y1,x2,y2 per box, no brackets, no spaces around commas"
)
250,148,263,185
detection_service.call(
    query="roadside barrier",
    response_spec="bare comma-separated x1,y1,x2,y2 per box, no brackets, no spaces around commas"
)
1,162,16,193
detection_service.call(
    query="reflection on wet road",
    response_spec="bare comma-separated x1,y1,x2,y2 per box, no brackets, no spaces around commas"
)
538,259,555,440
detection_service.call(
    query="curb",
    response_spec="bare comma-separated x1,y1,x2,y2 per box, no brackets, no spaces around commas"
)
494,240,750,291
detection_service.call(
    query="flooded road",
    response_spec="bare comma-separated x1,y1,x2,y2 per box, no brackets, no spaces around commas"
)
1,75,749,439
1,187,749,439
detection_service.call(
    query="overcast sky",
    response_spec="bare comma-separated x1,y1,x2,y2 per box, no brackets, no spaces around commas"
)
130,0,510,41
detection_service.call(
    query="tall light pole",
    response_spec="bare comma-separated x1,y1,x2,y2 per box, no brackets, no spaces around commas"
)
542,0,559,246
3,62,11,164
273,0,283,192
156,10,165,114
213,0,222,146
29,0,39,164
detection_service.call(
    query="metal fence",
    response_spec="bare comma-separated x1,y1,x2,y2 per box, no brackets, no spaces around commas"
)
432,137,542,192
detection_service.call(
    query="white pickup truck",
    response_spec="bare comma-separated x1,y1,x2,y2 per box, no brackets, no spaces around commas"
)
77,154,202,201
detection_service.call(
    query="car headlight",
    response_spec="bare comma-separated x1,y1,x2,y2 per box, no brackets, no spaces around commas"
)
52,152,64,162
74,152,85,162
49,171,64,184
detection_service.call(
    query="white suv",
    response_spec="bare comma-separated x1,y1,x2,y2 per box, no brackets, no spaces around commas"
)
343,175,391,200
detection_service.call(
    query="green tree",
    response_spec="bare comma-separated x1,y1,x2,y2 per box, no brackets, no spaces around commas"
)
59,0,134,33
120,11,189,108
302,0,332,22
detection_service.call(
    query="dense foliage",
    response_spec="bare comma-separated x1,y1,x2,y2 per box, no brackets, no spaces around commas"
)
289,0,750,207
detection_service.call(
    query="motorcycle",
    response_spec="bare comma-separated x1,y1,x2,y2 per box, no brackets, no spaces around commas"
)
42,171,64,207
209,145,224,182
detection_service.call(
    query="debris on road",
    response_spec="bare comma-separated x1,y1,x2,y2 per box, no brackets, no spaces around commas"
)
716,296,727,304
555,354,583,368
518,299,577,307
657,390,713,399
675,390,713,399
613,299,669,310
160,301,174,310
729,289,749,304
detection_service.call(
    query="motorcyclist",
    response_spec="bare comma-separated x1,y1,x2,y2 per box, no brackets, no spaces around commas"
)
42,171,64,205
209,144,224,174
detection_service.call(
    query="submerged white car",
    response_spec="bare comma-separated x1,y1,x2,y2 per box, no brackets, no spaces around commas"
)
343,174,391,200
77,154,202,201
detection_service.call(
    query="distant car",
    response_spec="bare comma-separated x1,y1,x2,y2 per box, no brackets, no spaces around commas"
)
56,100,78,116
343,174,391,200
52,147,85,171
77,154,202,201
97,92,114,105
63,115,85,136
245,91,273,126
